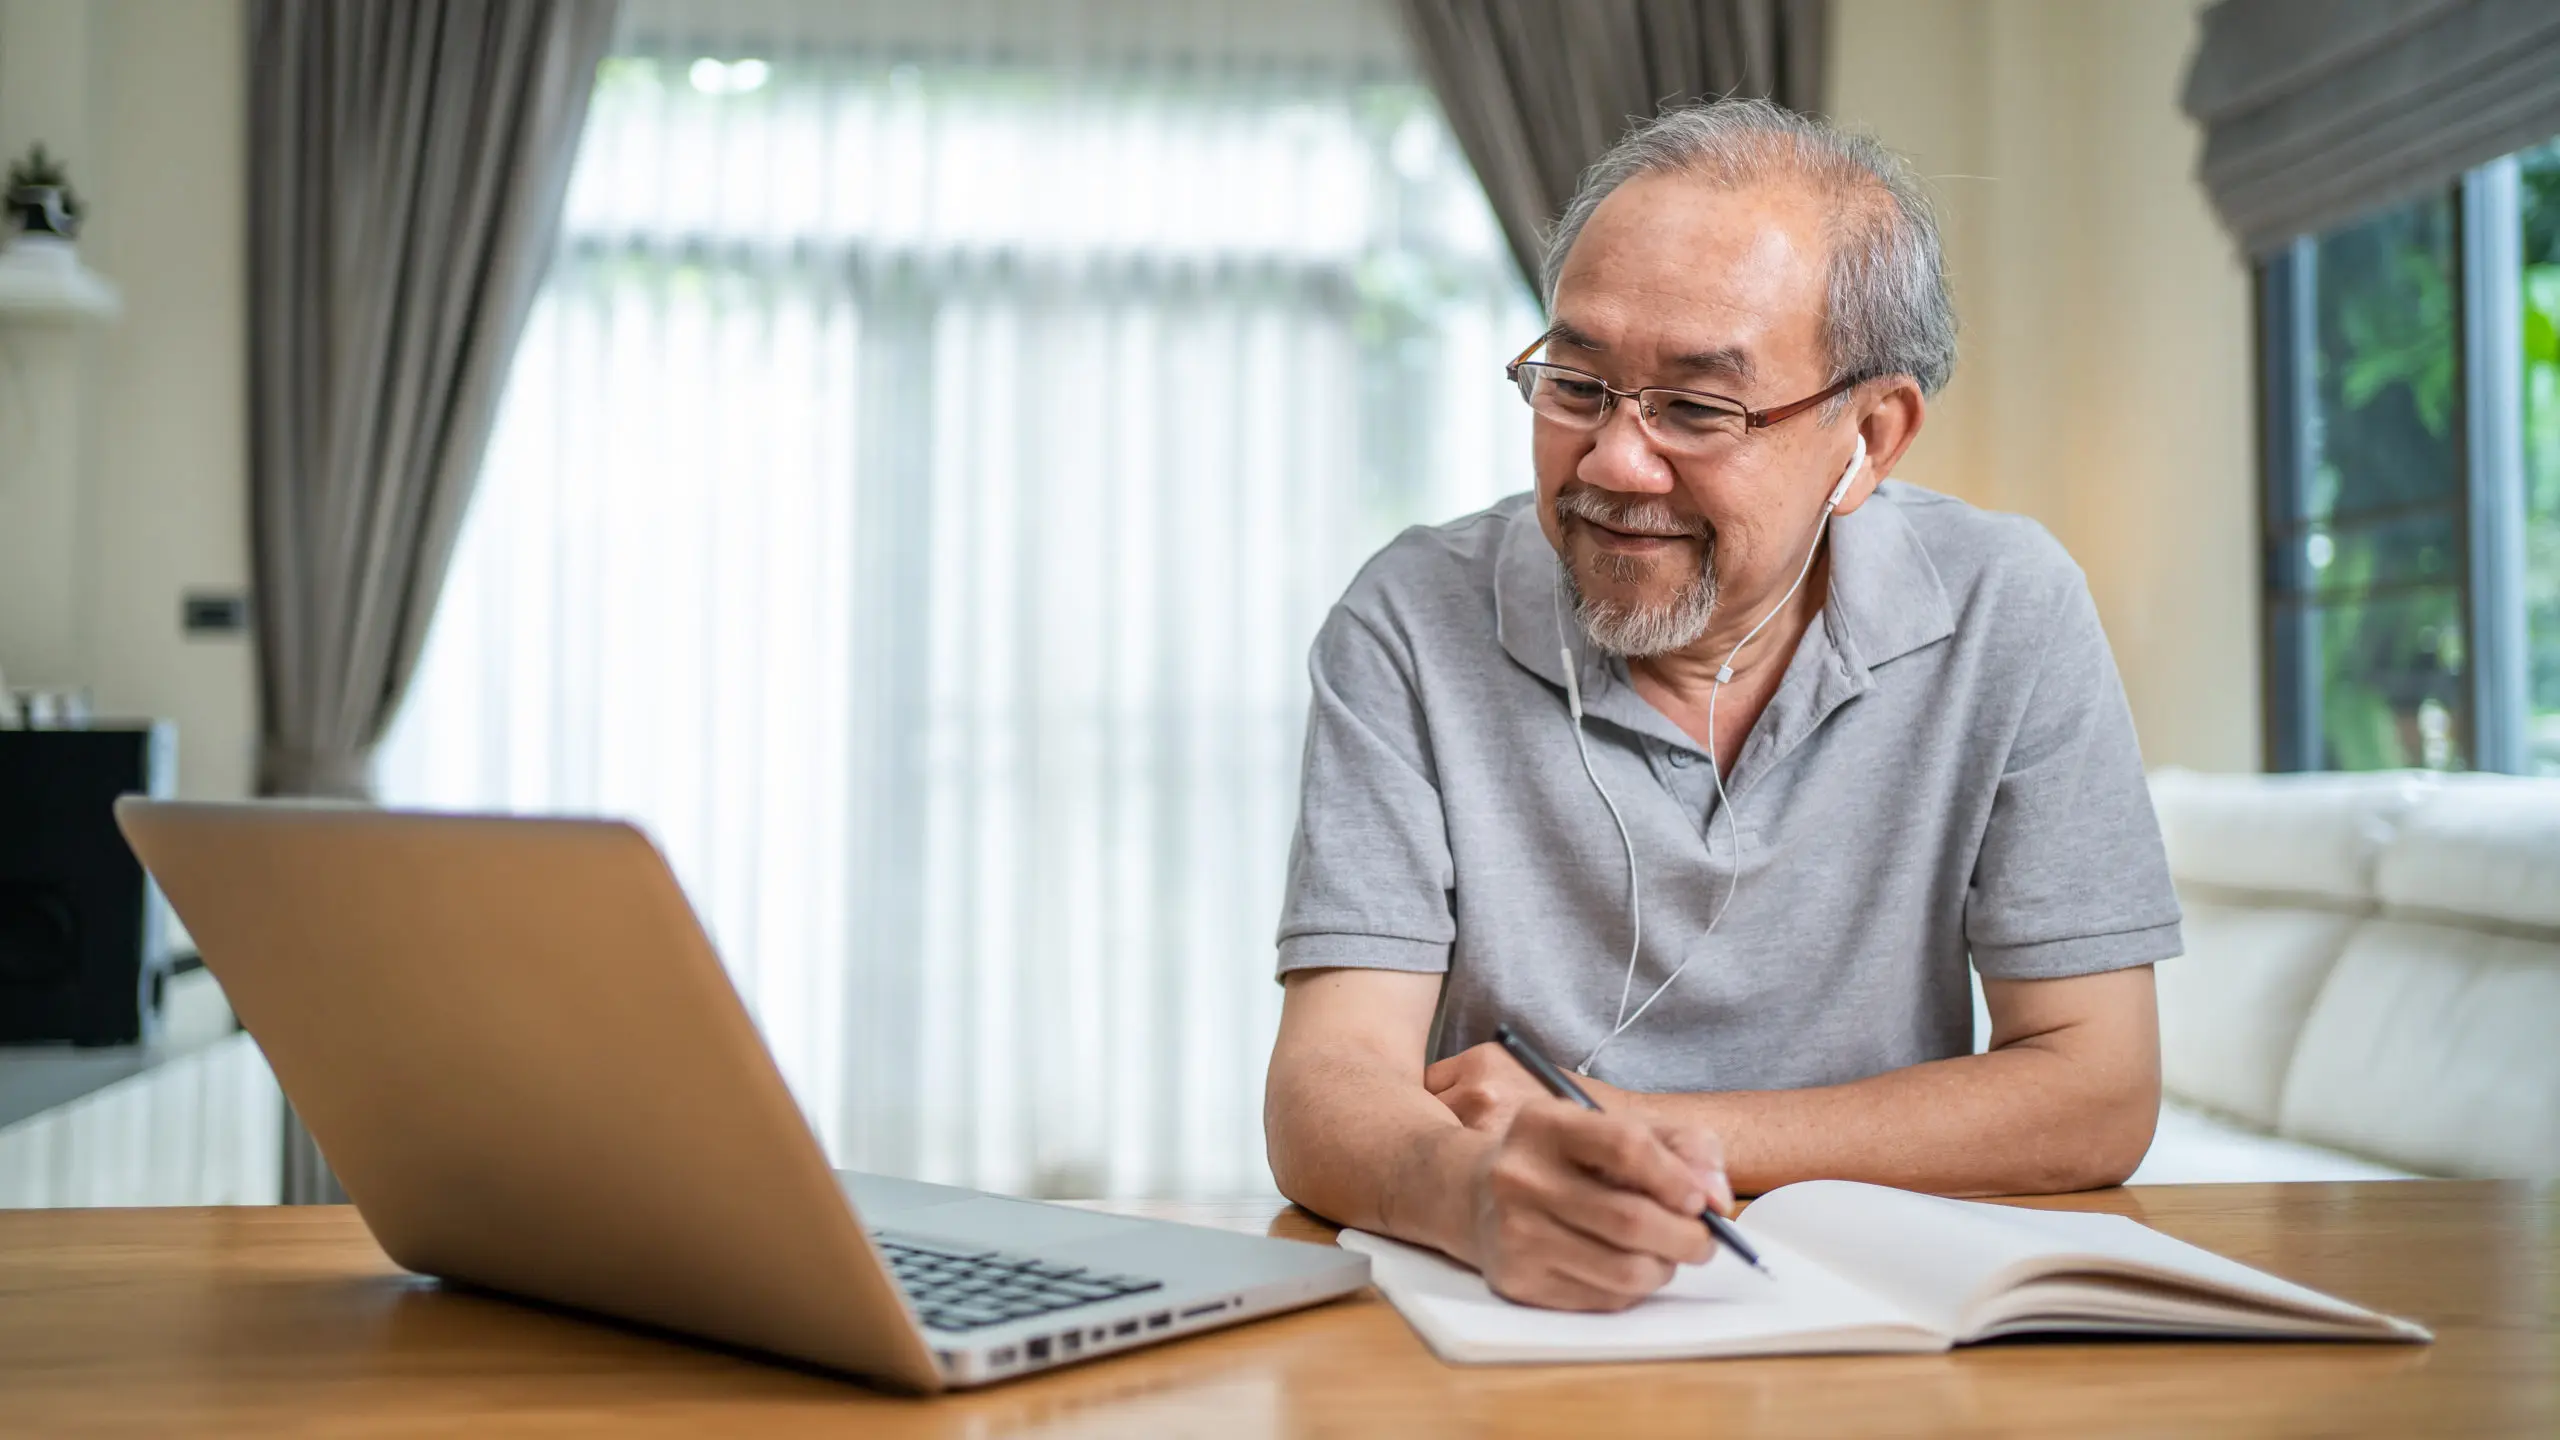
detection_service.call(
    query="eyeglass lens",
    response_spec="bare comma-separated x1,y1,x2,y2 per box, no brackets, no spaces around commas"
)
1513,363,1746,447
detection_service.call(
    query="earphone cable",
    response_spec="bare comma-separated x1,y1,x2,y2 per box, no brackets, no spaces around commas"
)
1560,435,1865,1075
1553,572,1645,1067
1579,439,1860,1069
1598,502,1831,1049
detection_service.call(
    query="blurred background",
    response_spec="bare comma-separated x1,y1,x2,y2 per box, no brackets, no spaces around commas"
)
0,0,2554,1208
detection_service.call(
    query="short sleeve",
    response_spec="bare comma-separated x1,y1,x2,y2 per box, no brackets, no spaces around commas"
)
1965,568,2184,980
1274,605,1456,978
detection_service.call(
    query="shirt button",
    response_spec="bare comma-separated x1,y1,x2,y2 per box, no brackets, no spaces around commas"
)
1667,749,1694,769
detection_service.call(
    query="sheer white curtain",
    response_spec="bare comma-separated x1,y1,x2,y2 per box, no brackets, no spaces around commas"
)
379,0,1534,1197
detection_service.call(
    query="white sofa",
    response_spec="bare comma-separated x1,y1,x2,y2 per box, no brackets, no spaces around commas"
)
2118,768,2560,1184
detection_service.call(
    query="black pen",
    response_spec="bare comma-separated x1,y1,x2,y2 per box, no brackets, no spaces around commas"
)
1492,1022,1768,1275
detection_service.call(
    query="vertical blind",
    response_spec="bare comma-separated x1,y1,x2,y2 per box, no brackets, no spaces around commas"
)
378,0,1534,1197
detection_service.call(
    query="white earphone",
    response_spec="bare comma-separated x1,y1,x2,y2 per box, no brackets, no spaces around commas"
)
1556,433,1867,1073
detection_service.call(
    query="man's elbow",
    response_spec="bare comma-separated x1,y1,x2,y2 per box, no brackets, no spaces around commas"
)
1262,1069,1319,1213
1262,1060,1354,1224
2067,1073,2160,1190
1264,1121,1322,1218
1987,969,2164,1192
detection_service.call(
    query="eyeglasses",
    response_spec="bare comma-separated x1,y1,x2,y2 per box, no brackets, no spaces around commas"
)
1505,337,1856,454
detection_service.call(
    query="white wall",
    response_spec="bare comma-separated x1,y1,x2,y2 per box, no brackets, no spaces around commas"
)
1831,0,2262,773
0,0,255,799
0,0,93,693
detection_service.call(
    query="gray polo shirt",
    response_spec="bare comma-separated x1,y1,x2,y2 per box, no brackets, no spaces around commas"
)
1275,483,2181,1093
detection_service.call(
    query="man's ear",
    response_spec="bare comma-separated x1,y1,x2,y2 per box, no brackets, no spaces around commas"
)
1827,378,1926,516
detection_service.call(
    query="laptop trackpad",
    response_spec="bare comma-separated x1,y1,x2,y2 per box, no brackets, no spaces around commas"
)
892,1196,1148,1251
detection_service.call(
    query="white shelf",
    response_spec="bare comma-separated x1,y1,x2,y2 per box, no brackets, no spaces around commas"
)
0,234,120,321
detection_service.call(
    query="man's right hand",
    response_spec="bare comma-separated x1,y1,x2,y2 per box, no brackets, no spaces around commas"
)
1267,970,1736,1312
1452,1099,1733,1311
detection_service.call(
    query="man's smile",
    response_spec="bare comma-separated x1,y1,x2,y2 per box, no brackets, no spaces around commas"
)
1553,483,1712,560
1575,515,1695,548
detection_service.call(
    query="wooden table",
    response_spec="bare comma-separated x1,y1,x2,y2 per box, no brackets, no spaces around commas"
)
2,1182,2551,1437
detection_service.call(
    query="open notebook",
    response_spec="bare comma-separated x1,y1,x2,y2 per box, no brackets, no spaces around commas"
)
1339,1180,2431,1364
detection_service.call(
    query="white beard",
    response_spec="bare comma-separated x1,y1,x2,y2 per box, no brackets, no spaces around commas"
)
1551,484,1721,657
1563,555,1719,657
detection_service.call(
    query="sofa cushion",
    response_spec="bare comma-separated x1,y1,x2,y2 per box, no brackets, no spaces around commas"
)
2148,768,2432,907
2155,898,2358,1129
2375,780,2560,932
2277,917,2560,1180
2128,1099,2418,1184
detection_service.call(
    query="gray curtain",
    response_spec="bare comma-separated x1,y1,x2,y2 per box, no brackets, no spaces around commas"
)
2182,0,2560,255
1397,0,1828,295
249,0,616,802
248,0,616,1202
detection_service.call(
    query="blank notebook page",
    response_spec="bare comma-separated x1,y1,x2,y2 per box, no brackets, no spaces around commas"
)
1737,1181,2421,1339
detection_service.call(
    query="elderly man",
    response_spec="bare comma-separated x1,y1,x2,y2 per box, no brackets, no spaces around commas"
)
1262,100,2180,1312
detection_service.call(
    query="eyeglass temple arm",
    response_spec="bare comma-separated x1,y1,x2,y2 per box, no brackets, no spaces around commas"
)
1745,376,1859,428
1506,332,1557,373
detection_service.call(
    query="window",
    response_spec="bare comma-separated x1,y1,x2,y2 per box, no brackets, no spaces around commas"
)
378,24,1535,1196
2263,194,2466,771
2262,140,2560,775
2525,141,2560,772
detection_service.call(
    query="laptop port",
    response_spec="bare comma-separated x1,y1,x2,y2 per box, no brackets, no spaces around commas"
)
1026,1336,1052,1362
1113,1320,1139,1337
1146,1312,1171,1330
1060,1331,1082,1355
1179,1300,1229,1319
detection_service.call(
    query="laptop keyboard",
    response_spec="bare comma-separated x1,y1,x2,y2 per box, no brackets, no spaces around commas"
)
874,1231,1164,1334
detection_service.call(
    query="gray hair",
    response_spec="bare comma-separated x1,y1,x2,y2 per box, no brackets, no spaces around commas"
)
1540,98,1957,398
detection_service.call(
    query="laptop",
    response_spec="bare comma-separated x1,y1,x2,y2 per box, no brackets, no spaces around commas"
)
114,800,1368,1391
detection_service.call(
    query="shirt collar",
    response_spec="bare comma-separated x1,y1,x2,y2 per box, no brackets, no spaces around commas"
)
1493,482,1955,702
1823,481,1956,672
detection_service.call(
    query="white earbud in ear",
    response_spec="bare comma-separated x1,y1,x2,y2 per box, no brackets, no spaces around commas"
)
1826,433,1868,511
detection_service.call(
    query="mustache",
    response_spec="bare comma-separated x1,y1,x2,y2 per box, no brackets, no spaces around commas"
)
1554,485,1712,541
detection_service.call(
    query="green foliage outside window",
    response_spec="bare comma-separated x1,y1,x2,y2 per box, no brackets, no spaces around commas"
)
2302,196,2466,772
2519,143,2560,774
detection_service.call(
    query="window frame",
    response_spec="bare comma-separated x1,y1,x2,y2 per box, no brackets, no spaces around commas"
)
2461,157,2531,776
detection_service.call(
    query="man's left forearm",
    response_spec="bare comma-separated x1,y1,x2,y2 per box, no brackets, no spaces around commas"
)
1427,969,2164,1197
1608,967,2162,1197
1615,1042,2156,1196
